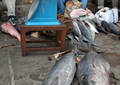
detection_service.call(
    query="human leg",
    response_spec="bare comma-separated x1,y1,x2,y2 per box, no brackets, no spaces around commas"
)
3,0,16,25
4,0,16,16
80,0,88,9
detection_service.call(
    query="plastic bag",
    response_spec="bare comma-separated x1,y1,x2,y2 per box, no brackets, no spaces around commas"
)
95,7,118,23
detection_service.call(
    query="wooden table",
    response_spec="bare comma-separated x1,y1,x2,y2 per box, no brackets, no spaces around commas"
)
21,24,67,56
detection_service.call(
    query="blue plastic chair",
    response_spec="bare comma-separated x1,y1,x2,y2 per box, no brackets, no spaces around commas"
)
25,0,60,25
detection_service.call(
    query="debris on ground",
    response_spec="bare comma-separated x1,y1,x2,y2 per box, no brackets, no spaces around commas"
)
0,43,16,48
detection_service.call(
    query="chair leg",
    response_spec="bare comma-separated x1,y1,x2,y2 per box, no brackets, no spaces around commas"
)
60,30,67,51
21,28,26,56
56,31,61,46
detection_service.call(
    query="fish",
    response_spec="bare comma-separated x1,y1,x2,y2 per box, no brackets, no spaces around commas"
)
77,50,110,85
0,22,21,42
85,19,99,33
83,20,96,41
92,18,107,33
67,32,80,49
27,0,39,20
95,24,107,33
92,18,102,26
77,20,96,48
71,19,85,46
108,23,120,35
101,20,111,32
42,51,77,85
77,20,92,42
72,19,82,37
82,37,104,49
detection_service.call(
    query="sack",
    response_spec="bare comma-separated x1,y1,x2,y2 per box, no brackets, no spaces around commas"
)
95,7,118,23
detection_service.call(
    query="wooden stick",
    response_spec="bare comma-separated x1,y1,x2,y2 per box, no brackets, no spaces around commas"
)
0,43,16,48
53,50,72,59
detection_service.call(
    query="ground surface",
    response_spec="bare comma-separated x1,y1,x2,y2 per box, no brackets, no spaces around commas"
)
0,25,120,85
0,1,120,85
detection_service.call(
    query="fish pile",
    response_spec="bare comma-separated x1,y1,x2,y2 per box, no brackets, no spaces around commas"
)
42,1,120,84
64,0,120,48
67,10,120,48
42,49,113,85
42,27,112,84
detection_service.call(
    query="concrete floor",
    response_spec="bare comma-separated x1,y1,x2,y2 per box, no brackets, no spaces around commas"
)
0,31,59,85
0,1,120,85
0,27,120,85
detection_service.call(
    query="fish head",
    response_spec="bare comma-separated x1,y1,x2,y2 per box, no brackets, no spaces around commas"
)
81,76,95,85
80,73,109,85
80,73,93,85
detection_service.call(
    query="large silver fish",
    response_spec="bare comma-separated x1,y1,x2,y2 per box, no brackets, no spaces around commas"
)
77,20,92,42
72,19,82,38
101,20,111,32
83,20,96,41
86,19,99,33
92,18,107,33
77,20,96,48
27,0,39,20
77,50,110,85
108,23,120,35
72,19,85,46
92,18,102,26
42,51,77,85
